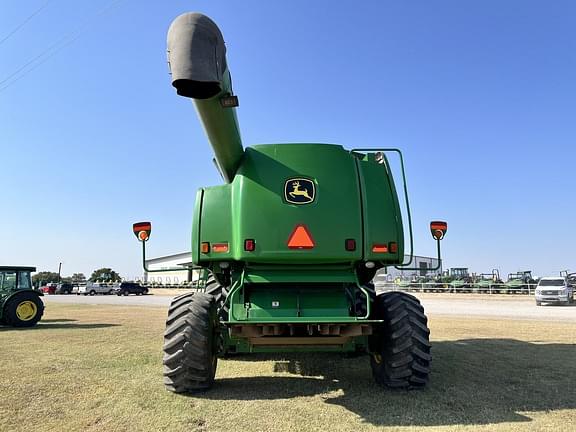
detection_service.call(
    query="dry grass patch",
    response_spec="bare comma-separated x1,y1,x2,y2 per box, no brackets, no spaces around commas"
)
0,304,575,432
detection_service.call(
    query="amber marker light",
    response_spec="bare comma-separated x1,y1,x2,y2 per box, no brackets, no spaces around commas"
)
201,242,210,254
212,243,229,253
372,244,388,253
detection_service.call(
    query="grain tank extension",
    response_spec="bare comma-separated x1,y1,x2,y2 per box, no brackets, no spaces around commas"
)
134,12,447,392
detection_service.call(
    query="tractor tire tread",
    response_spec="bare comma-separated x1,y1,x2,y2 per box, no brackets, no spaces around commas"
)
370,292,431,389
162,292,217,393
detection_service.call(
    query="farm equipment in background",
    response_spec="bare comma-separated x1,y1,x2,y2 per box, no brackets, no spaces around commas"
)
504,271,536,294
0,266,44,327
134,12,448,392
472,269,503,293
432,268,472,292
447,268,473,292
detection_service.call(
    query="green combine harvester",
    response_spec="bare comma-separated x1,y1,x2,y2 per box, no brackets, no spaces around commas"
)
0,266,44,327
134,12,447,392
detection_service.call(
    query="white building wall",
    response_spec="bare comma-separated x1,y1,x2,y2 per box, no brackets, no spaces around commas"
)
144,252,200,285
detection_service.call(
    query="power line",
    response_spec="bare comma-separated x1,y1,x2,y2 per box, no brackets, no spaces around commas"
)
0,1,53,46
0,0,126,94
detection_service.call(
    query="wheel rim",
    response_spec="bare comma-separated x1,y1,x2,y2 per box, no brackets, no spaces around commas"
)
15,301,37,321
372,353,383,364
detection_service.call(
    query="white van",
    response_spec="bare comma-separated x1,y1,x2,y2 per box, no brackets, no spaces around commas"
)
535,277,574,306
77,282,115,296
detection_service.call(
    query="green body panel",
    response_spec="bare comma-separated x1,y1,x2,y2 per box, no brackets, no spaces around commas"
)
193,144,403,266
231,285,349,321
354,153,404,261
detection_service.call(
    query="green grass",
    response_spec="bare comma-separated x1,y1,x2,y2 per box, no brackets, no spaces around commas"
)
1,303,575,432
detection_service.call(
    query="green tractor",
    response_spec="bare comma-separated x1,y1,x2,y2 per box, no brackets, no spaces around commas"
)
0,266,44,327
447,268,472,293
504,271,535,294
134,12,447,392
472,269,503,294
433,268,471,292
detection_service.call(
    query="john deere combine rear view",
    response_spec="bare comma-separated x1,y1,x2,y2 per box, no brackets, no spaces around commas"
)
134,12,447,392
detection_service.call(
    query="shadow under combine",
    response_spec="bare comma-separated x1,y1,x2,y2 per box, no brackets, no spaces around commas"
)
201,338,576,427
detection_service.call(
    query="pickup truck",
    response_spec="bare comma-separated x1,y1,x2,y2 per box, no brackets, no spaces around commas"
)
535,277,574,305
77,282,115,296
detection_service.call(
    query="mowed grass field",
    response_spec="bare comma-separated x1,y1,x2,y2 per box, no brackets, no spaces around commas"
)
1,303,575,432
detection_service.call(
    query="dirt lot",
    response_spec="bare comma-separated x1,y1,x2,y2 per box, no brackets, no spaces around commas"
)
1,303,575,432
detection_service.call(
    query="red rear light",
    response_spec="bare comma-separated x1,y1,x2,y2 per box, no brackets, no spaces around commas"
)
388,242,398,253
345,239,356,251
244,239,255,251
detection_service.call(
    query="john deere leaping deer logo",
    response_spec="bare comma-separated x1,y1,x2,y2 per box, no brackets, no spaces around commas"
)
284,178,315,204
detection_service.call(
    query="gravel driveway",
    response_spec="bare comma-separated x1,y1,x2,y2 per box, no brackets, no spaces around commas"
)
42,292,576,322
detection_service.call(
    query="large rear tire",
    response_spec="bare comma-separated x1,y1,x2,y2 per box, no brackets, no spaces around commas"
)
3,292,44,327
205,275,229,320
369,291,431,389
163,292,218,393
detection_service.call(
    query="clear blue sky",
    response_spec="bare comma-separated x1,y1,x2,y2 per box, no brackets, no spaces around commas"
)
1,0,575,280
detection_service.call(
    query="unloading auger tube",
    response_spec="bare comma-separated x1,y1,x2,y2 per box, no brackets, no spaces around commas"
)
167,12,244,183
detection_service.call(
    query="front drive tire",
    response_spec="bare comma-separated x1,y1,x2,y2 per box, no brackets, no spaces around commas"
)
163,292,218,393
3,292,44,327
369,292,431,389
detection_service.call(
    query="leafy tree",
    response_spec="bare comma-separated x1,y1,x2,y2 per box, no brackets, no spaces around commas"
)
90,268,121,282
32,271,60,287
71,273,87,283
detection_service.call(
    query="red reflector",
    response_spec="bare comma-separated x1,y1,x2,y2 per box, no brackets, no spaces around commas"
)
212,243,229,253
133,222,151,234
287,224,315,249
244,239,255,251
345,239,356,251
389,242,398,253
201,242,210,254
372,244,388,253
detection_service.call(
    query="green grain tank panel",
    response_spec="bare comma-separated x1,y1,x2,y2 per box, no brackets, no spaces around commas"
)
193,143,403,267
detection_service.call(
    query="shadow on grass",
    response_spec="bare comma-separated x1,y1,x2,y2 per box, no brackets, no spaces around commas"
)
202,339,576,427
0,322,119,331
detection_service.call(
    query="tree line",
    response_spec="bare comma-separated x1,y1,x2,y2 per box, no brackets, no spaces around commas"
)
32,268,121,286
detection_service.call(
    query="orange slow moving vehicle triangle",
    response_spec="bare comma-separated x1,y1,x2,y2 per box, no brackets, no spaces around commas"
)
287,224,315,249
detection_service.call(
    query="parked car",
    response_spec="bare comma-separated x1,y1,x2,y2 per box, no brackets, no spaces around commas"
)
77,282,115,296
54,283,74,294
115,282,148,296
535,277,574,306
40,283,58,295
